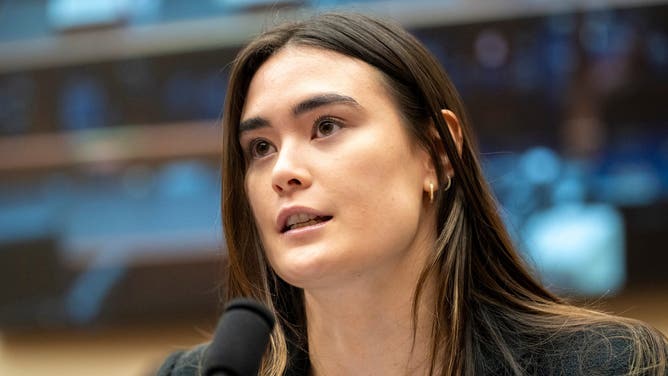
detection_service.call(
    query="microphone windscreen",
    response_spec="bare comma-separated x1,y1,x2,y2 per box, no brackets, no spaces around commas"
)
204,298,276,376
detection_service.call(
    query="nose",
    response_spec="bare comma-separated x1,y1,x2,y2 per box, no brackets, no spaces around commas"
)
271,142,312,195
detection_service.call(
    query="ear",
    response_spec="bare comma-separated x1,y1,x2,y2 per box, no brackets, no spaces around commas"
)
422,110,464,196
441,109,463,177
441,109,463,157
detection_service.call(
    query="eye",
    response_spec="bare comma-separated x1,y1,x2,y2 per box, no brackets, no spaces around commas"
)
313,116,342,138
249,139,276,159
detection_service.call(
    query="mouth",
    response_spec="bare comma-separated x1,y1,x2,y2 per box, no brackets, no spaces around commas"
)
281,213,333,233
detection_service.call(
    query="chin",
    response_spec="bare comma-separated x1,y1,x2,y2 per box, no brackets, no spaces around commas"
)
269,248,338,289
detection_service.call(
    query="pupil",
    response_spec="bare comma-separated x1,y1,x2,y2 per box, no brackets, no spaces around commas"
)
320,122,333,134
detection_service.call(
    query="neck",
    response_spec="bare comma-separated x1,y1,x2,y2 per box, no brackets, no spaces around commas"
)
304,257,437,376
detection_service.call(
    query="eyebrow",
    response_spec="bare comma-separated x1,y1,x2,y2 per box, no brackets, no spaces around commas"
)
238,93,360,134
292,93,360,116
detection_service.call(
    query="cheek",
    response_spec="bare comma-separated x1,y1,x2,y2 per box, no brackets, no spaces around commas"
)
347,141,421,193
244,171,274,229
334,139,424,223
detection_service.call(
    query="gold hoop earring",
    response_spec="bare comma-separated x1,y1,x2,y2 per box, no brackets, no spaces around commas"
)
429,182,434,203
443,175,452,192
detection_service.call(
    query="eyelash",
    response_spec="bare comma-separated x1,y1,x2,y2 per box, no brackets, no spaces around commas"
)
244,115,345,160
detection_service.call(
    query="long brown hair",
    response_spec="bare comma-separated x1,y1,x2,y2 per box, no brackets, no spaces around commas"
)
221,12,667,375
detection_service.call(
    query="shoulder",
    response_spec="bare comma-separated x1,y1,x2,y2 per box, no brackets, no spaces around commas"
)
157,344,208,376
534,321,668,376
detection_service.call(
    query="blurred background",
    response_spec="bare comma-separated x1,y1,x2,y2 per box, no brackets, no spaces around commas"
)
0,0,667,375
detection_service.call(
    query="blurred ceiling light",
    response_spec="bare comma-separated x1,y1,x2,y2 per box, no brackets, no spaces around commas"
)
475,29,509,68
48,0,132,31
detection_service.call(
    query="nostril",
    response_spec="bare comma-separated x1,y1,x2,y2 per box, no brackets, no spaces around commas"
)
288,178,301,185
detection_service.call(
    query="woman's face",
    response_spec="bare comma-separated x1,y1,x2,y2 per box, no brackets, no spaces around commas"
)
239,46,437,290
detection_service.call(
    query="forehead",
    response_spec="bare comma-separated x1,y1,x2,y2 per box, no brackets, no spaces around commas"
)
241,46,391,116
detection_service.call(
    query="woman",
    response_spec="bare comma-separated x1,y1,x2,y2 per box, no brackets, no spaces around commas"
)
159,12,668,376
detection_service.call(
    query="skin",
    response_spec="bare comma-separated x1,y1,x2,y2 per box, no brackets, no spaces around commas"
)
239,46,459,375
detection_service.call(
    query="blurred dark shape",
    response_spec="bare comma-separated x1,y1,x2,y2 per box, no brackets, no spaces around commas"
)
0,237,222,329
87,256,223,325
622,203,668,288
0,74,36,135
0,237,72,329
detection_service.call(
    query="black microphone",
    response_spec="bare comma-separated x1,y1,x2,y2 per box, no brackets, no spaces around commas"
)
204,298,276,376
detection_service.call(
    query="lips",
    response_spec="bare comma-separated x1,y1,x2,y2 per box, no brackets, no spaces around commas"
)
277,207,333,233
283,214,332,232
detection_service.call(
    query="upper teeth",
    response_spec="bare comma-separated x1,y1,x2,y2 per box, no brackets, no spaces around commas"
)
286,213,317,227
